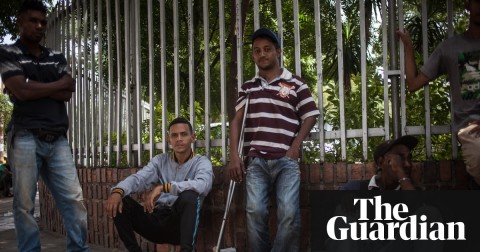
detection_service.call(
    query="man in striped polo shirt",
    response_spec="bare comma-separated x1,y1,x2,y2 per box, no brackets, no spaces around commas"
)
0,1,88,251
228,28,320,252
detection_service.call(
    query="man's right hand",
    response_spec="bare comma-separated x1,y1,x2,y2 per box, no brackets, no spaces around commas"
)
105,193,123,218
228,155,245,183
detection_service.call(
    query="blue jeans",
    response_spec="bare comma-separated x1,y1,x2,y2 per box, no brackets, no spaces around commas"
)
8,130,89,252
246,156,301,252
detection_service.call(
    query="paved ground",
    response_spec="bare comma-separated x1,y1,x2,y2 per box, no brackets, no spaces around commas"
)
0,192,121,251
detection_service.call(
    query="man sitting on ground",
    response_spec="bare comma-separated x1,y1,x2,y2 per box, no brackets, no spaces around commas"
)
105,117,214,252
342,135,418,190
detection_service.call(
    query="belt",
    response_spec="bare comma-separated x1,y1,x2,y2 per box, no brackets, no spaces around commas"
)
29,128,65,143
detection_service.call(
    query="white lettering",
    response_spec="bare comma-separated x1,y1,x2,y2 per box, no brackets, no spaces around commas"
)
399,215,417,240
354,198,373,221
429,222,445,240
374,196,393,220
369,222,385,240
392,203,408,221
447,222,466,240
325,197,467,242
326,216,348,240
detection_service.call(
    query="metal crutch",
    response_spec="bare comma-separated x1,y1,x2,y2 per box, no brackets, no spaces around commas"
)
214,94,250,252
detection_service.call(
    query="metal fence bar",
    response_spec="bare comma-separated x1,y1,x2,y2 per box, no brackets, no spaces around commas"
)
447,0,458,159
314,0,325,162
360,0,368,160
389,0,400,139
106,0,113,165
421,0,432,158
67,0,78,165
134,0,142,166
188,0,196,151
219,0,227,164
76,0,82,165
124,0,131,165
82,0,89,166
160,0,168,152
98,0,105,166
381,0,390,141
147,0,155,159
253,0,259,30
115,0,123,166
236,0,243,98
398,0,406,138
335,0,347,160
275,0,283,67
174,0,180,117
293,0,301,76
89,0,96,166
203,0,211,158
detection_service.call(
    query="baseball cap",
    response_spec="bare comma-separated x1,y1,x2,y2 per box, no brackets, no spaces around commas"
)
251,28,280,47
373,135,418,164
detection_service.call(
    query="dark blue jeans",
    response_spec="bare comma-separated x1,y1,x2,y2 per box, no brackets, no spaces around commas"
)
246,156,301,252
8,129,88,251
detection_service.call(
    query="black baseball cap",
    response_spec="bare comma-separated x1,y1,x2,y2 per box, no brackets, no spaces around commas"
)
251,28,280,48
374,135,418,164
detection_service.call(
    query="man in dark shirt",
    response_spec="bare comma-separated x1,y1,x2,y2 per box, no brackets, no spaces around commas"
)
0,1,88,251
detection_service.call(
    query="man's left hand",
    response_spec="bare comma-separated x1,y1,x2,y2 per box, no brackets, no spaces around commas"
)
285,147,300,161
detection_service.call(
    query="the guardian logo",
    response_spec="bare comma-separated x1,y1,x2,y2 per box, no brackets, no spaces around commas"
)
326,196,466,241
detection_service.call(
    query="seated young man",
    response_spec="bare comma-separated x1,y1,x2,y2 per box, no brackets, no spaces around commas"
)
105,117,214,252
336,136,446,252
342,135,418,190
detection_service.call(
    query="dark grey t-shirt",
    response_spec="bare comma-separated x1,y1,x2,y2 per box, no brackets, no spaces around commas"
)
0,40,70,132
420,34,480,133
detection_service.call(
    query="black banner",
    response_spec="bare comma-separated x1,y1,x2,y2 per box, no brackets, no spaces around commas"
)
310,191,480,252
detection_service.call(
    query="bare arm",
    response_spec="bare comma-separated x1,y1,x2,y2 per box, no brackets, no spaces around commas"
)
228,107,245,183
396,30,431,92
4,74,75,102
286,116,317,160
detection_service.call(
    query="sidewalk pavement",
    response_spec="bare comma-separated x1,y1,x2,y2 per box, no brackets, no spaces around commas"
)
0,194,122,251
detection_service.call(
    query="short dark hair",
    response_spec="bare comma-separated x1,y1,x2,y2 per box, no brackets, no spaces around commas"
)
18,0,48,16
168,117,193,134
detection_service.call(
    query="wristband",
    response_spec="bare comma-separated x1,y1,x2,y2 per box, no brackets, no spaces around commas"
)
398,177,411,184
111,188,124,196
163,183,171,193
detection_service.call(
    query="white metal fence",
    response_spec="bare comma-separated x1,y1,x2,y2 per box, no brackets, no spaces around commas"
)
44,0,460,167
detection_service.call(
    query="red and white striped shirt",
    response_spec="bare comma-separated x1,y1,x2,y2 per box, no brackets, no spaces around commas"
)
236,68,320,159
